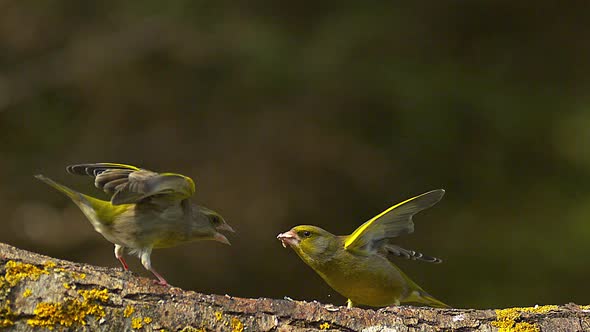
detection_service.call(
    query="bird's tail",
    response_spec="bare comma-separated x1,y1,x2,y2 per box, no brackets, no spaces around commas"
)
35,174,84,201
34,174,107,211
405,289,452,308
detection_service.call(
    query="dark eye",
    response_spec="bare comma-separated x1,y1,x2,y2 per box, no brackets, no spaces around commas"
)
300,231,312,238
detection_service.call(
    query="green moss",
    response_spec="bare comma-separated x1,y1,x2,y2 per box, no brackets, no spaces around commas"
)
492,305,558,332
27,288,109,330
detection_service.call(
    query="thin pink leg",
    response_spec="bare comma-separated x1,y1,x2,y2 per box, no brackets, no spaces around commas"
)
149,268,169,286
118,256,129,271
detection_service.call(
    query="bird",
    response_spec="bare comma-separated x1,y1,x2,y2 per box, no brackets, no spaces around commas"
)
277,189,449,308
35,163,234,286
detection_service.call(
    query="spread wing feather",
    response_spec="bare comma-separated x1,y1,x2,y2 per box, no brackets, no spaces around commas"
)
344,189,445,252
66,163,196,205
382,244,442,263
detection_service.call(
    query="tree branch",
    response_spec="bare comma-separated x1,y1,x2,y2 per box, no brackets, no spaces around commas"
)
0,242,588,331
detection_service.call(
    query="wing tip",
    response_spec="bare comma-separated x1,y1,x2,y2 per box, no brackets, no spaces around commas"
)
66,163,141,176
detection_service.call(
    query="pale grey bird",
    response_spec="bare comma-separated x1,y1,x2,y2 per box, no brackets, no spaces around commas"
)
35,163,234,286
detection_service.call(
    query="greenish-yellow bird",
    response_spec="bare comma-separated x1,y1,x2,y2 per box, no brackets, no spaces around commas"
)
36,163,234,286
277,189,449,308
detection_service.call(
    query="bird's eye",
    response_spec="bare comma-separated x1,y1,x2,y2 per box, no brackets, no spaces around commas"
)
301,231,312,238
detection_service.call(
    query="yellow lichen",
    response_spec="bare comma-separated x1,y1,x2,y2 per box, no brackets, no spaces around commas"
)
0,318,13,328
131,317,143,329
43,261,57,269
320,322,331,330
215,311,223,321
179,327,205,332
230,317,244,332
4,260,49,286
0,300,14,328
72,272,86,280
580,304,590,310
144,317,152,324
124,305,135,318
78,288,109,303
63,283,71,289
492,306,558,332
22,289,32,298
27,288,109,329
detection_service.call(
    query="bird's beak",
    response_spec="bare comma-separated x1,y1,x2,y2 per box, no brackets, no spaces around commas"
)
216,223,235,233
213,232,231,245
277,230,299,248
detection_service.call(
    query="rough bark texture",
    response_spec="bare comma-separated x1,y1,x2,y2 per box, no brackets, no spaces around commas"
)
0,242,588,331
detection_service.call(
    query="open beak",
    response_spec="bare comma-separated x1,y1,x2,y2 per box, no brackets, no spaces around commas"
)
277,230,299,248
213,232,231,245
216,223,235,233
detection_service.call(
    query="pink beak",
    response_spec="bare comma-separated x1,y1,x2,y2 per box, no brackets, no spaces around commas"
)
277,230,299,248
213,232,231,245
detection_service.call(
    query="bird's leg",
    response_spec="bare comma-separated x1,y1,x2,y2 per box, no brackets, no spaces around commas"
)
114,245,129,271
346,299,354,309
140,248,169,286
148,268,169,286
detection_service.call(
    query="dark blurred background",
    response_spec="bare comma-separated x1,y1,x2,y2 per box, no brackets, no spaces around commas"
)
1,2,590,309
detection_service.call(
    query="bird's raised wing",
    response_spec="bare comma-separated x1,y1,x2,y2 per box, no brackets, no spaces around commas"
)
66,163,196,205
343,189,445,252
381,244,442,263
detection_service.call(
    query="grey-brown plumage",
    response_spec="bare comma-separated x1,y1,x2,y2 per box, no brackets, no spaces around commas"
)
36,163,234,286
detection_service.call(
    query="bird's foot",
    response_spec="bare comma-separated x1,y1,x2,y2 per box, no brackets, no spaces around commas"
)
150,268,169,286
152,279,169,287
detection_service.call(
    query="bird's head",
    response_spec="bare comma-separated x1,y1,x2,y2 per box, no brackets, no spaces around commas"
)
194,206,234,245
277,225,336,260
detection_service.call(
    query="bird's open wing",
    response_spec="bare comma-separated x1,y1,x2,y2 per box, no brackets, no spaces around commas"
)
381,244,442,263
66,163,196,205
343,189,445,252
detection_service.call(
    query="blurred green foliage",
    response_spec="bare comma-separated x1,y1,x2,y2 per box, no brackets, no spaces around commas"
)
1,1,590,309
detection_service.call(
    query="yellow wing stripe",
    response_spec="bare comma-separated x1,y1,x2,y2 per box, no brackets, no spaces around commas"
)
344,191,431,249
97,163,141,171
160,173,196,195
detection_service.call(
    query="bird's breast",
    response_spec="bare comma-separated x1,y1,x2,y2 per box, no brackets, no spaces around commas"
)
315,251,408,307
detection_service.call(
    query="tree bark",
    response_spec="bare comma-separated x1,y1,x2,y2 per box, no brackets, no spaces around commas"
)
0,242,588,331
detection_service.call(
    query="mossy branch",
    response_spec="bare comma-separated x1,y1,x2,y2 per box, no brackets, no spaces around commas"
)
0,242,588,331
